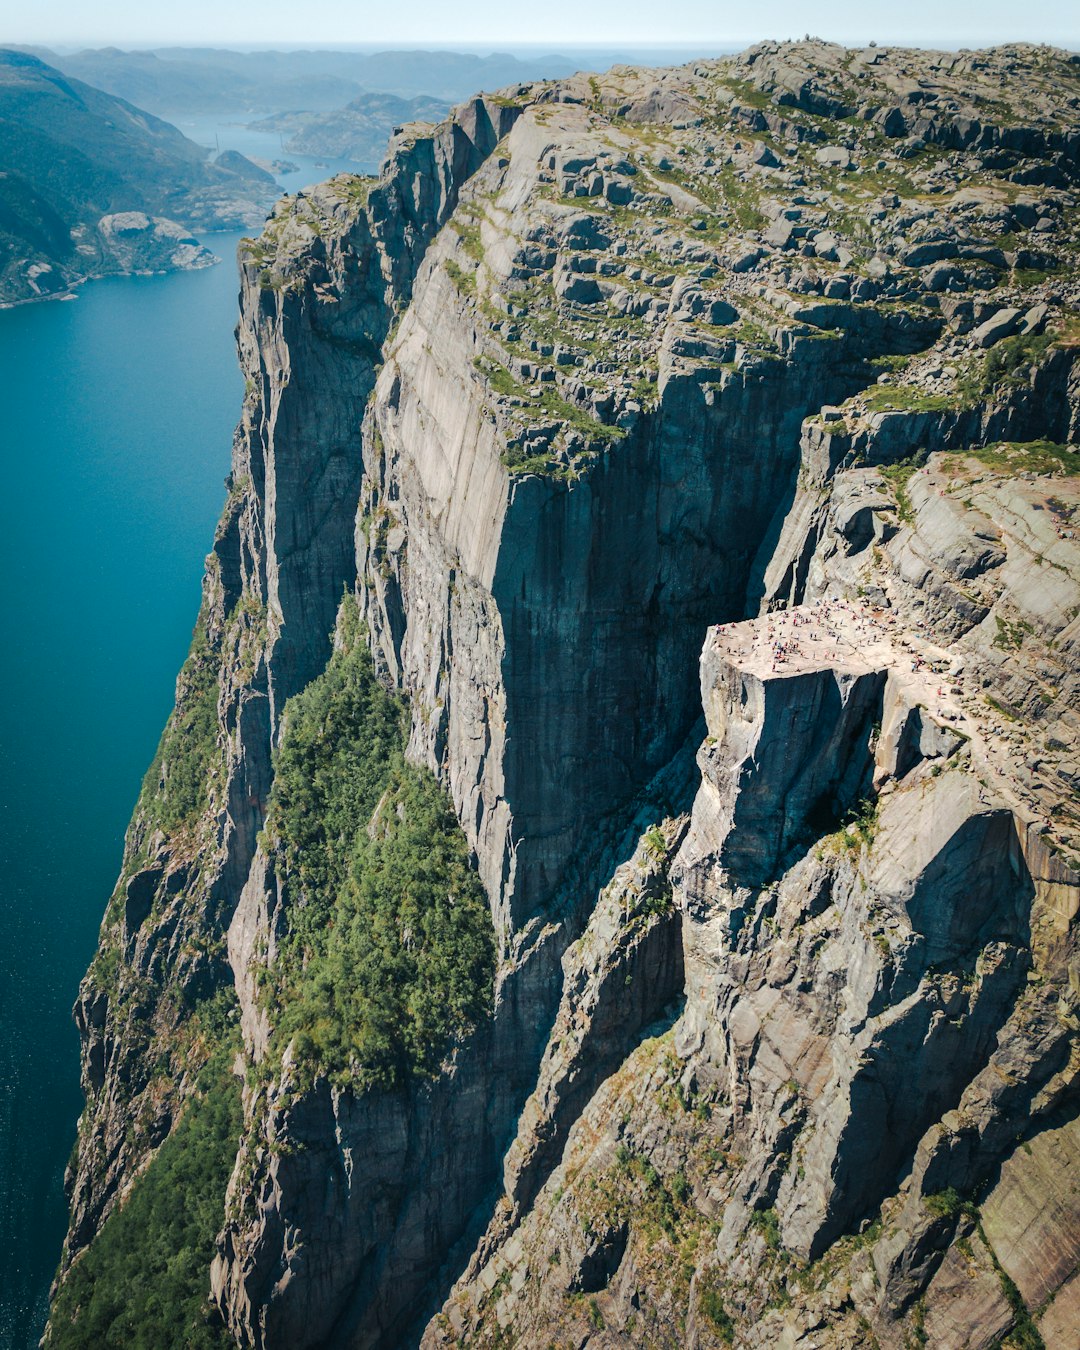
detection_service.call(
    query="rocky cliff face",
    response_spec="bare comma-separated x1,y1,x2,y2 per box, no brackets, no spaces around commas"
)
59,89,521,1266
54,40,1080,1350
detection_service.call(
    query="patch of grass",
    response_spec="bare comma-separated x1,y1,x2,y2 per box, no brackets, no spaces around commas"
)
1012,266,1054,288
444,258,476,296
910,1296,929,1346
451,215,485,264
474,356,524,399
853,1216,884,1250
984,693,1021,723
819,794,881,856
751,1206,782,1251
532,390,624,446
697,1273,735,1344
473,357,625,475
993,615,1033,651
136,614,221,844
880,456,924,525
329,173,375,206
720,77,774,111
631,372,659,407
713,162,766,231
862,384,954,414
734,317,777,352
1053,310,1080,347
642,825,668,862
923,1187,970,1220
966,440,1080,478
980,332,1053,395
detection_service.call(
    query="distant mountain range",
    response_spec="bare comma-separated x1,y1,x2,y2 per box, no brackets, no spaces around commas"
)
0,43,734,306
253,90,453,163
0,49,277,304
19,46,588,115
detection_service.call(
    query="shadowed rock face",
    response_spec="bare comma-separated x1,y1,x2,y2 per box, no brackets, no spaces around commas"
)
695,655,886,887
677,620,1038,1261
57,39,1080,1350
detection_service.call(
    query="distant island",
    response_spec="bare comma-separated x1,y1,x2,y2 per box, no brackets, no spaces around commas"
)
252,91,452,163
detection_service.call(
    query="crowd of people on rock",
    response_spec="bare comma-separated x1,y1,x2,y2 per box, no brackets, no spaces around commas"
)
712,596,899,671
708,588,1070,857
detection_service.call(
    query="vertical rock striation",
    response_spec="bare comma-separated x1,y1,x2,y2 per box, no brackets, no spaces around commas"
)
59,94,522,1281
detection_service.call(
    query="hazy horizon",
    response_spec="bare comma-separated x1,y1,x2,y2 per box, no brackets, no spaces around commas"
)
5,0,1078,51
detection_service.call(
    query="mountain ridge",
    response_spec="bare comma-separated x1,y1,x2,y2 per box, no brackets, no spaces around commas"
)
250,91,453,164
0,48,276,304
17,45,587,115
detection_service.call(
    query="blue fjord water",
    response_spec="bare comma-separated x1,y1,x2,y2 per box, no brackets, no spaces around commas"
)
0,121,372,1347
0,236,247,1349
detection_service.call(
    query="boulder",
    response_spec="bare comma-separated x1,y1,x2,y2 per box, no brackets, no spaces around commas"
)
815,145,853,169
971,307,1023,348
1018,302,1049,336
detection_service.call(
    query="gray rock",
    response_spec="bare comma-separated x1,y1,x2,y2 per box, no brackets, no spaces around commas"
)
901,239,959,268
972,306,1023,348
763,218,799,249
924,261,966,292
922,1227,1015,1350
731,247,763,272
1019,302,1049,336
815,145,853,169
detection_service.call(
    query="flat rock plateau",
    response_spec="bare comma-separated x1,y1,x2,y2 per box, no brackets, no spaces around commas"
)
49,39,1080,1350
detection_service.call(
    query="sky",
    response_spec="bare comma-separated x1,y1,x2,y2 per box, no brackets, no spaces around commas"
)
9,0,1079,50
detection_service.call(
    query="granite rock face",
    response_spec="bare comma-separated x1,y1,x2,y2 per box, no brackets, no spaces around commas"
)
56,40,1080,1350
61,94,521,1276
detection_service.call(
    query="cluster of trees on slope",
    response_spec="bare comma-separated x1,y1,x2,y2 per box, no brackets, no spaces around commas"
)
266,598,495,1090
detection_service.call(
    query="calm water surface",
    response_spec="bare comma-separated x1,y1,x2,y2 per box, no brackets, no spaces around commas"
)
0,123,374,1348
0,232,246,1349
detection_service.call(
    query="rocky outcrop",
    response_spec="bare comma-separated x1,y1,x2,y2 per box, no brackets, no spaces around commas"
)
56,39,1080,1350
678,616,1040,1267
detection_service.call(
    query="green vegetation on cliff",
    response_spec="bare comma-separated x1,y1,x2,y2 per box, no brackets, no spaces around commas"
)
47,1024,241,1350
136,615,222,844
266,599,495,1091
